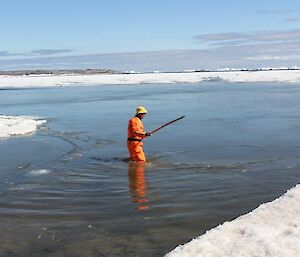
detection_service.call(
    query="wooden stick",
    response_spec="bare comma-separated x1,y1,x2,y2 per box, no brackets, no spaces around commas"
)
150,116,185,135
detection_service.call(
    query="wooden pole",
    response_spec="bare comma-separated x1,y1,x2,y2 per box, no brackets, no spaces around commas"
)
150,116,185,135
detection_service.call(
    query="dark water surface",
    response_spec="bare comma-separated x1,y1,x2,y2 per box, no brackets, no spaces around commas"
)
1,82,300,256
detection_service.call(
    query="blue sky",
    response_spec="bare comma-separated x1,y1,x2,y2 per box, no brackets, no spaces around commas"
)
1,0,300,71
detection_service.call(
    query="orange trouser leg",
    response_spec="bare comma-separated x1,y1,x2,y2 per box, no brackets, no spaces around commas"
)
127,141,146,162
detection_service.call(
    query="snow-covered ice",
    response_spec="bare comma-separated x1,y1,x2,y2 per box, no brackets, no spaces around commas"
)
165,185,300,257
0,115,46,138
1,70,300,89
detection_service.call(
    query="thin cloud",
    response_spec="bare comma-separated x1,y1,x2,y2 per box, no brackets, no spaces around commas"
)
257,10,294,15
245,55,300,61
251,30,300,42
210,40,250,47
0,51,22,57
194,33,246,42
194,29,300,47
284,18,300,23
31,49,73,55
0,49,73,58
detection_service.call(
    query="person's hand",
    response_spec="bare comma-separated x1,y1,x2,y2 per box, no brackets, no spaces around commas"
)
145,132,152,137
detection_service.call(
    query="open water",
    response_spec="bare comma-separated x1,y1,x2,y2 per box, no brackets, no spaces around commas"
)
1,82,300,256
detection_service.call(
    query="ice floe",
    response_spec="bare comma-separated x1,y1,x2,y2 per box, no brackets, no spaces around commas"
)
1,70,300,89
0,115,46,138
165,185,300,257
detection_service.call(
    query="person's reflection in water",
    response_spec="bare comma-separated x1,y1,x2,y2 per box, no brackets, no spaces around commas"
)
128,162,149,211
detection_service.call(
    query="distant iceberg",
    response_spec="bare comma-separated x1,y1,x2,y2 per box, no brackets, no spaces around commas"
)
165,185,300,257
0,115,46,138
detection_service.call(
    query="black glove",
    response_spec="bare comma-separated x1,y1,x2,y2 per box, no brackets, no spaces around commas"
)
145,132,152,137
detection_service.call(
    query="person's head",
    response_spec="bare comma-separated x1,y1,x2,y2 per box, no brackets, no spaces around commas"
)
136,106,148,119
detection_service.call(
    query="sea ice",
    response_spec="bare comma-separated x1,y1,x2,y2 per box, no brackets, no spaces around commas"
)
0,115,46,138
1,70,300,89
165,185,300,257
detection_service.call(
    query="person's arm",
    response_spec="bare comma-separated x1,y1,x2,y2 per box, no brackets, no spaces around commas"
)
131,119,150,137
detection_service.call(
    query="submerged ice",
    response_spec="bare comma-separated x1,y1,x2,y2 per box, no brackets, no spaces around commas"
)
27,169,51,176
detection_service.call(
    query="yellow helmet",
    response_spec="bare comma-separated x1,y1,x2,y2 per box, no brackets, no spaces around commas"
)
136,106,148,114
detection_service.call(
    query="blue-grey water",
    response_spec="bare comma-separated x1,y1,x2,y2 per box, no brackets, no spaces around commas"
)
1,82,300,257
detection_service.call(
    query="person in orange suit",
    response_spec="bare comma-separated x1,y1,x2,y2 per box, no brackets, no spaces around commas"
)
127,106,152,162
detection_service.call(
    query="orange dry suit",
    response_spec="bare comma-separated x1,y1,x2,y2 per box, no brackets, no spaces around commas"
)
127,116,147,162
